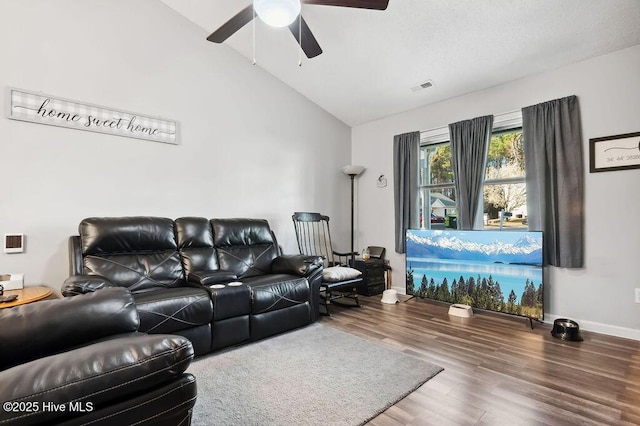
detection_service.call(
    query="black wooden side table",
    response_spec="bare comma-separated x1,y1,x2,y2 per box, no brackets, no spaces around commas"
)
350,258,387,296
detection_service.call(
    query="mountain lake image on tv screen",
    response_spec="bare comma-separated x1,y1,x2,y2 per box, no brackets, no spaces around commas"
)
405,229,544,320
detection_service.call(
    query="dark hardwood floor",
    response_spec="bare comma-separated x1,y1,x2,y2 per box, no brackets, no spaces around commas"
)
320,294,640,426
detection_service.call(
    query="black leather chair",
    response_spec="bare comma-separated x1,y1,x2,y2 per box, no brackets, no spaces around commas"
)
0,288,197,426
211,218,318,341
63,217,215,356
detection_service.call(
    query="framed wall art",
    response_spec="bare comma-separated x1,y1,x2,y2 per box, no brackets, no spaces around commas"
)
5,87,179,145
589,132,640,173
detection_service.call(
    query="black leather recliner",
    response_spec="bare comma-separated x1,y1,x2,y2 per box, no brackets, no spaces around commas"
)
63,216,215,355
0,288,197,426
62,216,323,357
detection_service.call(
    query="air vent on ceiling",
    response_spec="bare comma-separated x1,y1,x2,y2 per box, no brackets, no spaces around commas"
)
411,80,434,93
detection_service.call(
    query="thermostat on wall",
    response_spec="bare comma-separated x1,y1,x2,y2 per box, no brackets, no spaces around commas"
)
4,234,24,253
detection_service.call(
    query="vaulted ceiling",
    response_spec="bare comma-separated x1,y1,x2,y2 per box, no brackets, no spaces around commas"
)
161,0,640,126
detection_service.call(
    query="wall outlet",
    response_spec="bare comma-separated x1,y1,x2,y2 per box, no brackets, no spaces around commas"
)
636,288,640,304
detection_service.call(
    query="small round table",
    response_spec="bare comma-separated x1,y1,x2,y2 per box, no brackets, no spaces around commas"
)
0,286,53,308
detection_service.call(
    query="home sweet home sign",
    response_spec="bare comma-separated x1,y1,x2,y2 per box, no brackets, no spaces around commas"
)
5,87,179,144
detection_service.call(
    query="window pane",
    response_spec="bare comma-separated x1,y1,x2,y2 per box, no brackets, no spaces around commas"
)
420,143,454,186
419,187,457,230
483,129,527,230
483,181,527,229
485,130,525,180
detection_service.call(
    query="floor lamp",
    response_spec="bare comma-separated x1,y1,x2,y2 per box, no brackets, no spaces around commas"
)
341,165,365,265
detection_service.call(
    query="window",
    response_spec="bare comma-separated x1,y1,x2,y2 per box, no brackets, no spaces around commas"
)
418,112,527,231
418,130,457,230
482,117,527,230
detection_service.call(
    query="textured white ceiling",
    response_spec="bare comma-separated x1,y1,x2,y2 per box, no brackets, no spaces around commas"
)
160,0,640,126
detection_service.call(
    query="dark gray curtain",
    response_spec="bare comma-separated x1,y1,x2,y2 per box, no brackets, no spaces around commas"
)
393,131,420,253
449,115,494,230
522,95,584,268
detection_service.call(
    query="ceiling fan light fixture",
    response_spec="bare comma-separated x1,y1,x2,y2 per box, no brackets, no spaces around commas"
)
254,0,301,28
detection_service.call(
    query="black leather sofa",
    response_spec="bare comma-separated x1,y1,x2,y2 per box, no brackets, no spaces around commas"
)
62,217,323,356
0,288,197,426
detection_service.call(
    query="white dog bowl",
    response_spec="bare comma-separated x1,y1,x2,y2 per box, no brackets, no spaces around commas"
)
448,303,473,318
381,289,399,304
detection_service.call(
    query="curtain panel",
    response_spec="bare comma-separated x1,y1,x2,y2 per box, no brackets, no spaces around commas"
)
522,95,584,268
449,115,494,230
393,131,420,253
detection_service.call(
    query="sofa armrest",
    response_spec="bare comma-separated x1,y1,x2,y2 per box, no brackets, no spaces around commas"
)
272,254,323,277
62,274,116,296
0,333,193,426
0,287,139,371
188,270,238,286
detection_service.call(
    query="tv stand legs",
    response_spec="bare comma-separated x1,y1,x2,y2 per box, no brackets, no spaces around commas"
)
528,317,544,330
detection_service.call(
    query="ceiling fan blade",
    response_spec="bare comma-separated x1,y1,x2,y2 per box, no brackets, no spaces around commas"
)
207,4,255,43
302,0,388,10
288,15,323,58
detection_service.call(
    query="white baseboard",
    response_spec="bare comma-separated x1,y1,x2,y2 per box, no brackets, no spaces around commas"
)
391,287,640,342
543,314,640,342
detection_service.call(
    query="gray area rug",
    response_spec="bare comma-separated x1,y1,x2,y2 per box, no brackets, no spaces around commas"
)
187,323,443,426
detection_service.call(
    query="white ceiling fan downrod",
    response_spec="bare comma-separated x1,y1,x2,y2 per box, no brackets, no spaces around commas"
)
252,1,256,65
298,3,302,67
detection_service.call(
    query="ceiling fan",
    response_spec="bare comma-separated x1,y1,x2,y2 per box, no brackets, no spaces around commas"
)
206,0,389,59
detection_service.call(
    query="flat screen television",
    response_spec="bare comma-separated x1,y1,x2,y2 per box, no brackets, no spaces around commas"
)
406,229,543,320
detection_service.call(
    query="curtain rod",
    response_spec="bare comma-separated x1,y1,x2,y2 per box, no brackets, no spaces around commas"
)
420,108,522,140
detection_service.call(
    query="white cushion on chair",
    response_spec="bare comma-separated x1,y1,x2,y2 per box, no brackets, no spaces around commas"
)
322,266,362,282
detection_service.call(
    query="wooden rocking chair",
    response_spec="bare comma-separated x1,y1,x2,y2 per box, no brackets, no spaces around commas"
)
292,212,363,316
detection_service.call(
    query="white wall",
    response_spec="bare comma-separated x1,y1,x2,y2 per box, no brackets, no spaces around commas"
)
352,44,640,339
0,0,352,290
